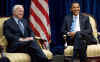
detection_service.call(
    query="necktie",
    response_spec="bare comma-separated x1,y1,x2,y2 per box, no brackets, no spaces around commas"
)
18,20,24,34
70,16,77,32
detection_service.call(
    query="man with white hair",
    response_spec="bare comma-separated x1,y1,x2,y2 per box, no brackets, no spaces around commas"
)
3,5,48,62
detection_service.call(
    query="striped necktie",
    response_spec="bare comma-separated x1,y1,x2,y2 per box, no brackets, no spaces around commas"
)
18,20,24,34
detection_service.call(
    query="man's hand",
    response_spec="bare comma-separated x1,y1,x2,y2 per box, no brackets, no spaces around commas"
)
19,37,34,42
68,32,76,38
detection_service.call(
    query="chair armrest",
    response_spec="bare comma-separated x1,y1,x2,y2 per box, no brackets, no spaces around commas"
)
35,37,49,49
97,32,100,42
34,36,41,40
63,35,67,41
0,36,7,52
98,32,100,36
0,45,4,53
0,45,7,58
39,39,49,50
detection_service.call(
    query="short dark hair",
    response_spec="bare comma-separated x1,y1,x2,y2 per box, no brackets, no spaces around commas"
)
71,1,80,7
72,1,80,4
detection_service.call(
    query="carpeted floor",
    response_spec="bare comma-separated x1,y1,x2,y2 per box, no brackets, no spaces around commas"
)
64,56,100,62
51,55,64,62
50,55,100,62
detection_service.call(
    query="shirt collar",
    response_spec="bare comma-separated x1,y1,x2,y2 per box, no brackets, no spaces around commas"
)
73,14,79,19
13,16,19,24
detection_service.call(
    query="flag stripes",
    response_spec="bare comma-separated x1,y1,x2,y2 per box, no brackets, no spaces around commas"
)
30,0,51,42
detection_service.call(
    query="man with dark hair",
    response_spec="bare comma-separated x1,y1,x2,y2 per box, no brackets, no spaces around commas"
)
61,2,96,62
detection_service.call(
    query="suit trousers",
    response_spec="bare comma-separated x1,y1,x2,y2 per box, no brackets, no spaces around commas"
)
8,40,48,62
70,32,88,61
26,40,48,62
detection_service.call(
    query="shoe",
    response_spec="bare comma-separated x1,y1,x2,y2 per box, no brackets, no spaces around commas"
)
80,60,88,62
80,58,88,62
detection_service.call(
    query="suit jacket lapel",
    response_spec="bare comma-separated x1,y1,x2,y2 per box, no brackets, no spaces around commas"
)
79,14,82,31
68,15,73,31
11,18,24,36
11,18,20,30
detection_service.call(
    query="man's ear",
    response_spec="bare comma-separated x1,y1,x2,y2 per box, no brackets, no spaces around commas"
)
70,8,72,12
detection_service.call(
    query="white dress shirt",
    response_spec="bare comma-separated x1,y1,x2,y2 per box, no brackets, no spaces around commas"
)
70,15,80,32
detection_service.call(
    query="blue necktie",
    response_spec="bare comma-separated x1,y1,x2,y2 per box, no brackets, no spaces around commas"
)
18,20,24,34
70,16,77,32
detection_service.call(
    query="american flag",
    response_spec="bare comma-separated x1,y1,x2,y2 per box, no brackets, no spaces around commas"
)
29,0,51,43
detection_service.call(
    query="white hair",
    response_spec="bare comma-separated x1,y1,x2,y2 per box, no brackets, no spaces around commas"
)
12,5,24,12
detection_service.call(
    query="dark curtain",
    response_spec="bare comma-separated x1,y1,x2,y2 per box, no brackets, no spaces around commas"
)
0,0,100,55
0,0,31,18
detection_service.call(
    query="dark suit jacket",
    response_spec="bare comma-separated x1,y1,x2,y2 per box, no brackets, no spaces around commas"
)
3,17,35,52
61,14,97,44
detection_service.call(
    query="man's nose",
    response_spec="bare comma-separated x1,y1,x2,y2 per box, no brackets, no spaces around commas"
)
74,8,79,11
